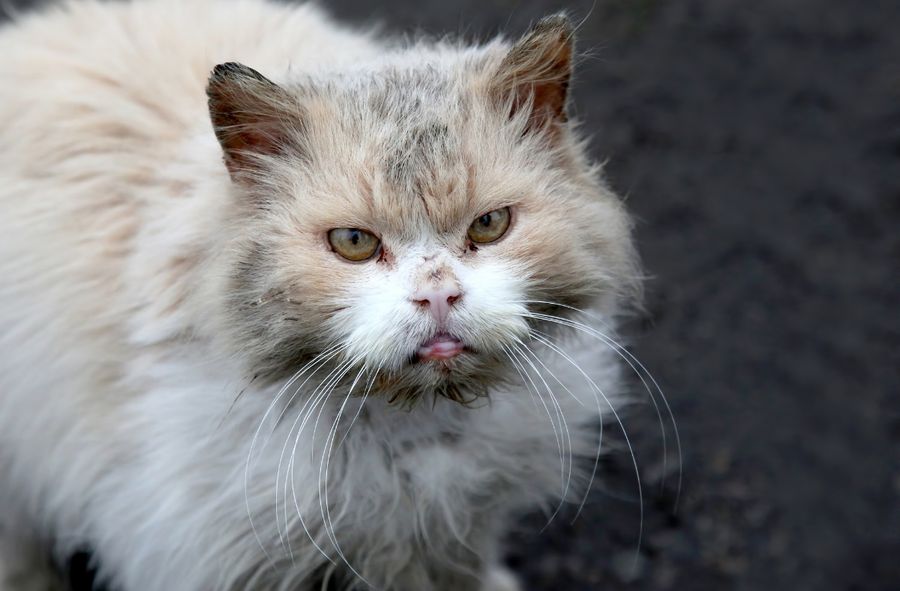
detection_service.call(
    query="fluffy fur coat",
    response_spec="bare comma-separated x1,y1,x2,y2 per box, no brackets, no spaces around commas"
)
0,1,641,589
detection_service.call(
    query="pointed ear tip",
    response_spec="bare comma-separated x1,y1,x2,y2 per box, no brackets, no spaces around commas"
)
536,14,574,36
208,63,241,93
208,62,273,87
211,62,243,79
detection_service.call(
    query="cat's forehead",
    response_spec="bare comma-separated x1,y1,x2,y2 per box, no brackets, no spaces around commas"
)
365,64,460,116
288,57,544,238
371,77,460,189
363,65,468,160
372,136,474,239
324,66,488,234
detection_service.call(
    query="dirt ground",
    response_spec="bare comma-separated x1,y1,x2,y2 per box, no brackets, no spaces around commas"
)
8,0,899,589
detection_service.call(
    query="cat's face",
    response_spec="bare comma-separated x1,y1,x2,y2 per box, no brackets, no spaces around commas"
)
208,17,639,400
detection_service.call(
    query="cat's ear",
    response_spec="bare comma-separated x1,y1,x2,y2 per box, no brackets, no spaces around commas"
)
207,62,303,178
491,15,574,134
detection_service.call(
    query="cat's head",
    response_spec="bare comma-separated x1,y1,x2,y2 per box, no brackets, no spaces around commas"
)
206,16,640,401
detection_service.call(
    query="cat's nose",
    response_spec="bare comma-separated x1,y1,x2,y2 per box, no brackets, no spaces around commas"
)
411,285,462,324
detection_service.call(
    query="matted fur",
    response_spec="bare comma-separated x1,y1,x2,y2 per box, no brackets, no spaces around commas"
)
0,1,641,590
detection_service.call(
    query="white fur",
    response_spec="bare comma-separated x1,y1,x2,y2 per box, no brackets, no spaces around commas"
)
0,1,636,589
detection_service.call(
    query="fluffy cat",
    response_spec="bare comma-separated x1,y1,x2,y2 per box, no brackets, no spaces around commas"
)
0,0,641,589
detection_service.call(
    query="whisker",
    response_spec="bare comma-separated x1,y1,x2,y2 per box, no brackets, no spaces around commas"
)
519,302,682,509
318,365,373,589
270,344,348,436
283,381,334,561
528,331,605,522
273,348,344,559
528,312,669,473
274,349,349,558
502,344,565,470
500,345,568,512
499,344,542,412
283,355,357,563
243,343,344,564
336,367,379,452
523,324,644,568
509,339,574,529
514,333,605,524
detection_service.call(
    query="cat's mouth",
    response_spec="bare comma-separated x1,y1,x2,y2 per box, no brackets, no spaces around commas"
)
416,332,467,363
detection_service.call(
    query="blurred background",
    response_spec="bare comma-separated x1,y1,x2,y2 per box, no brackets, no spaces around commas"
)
8,0,900,589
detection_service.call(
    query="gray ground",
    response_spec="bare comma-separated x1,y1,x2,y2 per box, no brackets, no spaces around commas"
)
8,0,899,589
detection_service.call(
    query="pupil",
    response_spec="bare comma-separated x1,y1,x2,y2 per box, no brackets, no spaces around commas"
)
351,231,359,245
480,214,491,227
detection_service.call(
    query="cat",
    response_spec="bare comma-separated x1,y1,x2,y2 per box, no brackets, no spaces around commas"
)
0,0,642,589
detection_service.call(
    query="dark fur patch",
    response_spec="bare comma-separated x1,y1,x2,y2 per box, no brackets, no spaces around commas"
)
207,62,307,178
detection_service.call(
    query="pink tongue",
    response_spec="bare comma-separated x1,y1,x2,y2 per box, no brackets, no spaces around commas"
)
418,336,464,361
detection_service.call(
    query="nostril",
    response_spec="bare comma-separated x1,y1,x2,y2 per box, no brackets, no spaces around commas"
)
411,287,462,320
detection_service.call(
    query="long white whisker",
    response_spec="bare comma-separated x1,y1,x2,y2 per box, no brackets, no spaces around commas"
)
500,345,567,513
526,310,681,509
528,312,669,486
504,347,563,462
292,352,363,551
517,299,682,509
268,344,347,439
319,365,372,589
522,322,644,567
509,339,574,529
272,348,348,554
243,343,344,563
284,380,336,561
502,345,565,470
514,333,605,523
529,331,605,522
500,344,541,412
515,334,587,409
283,355,358,563
336,368,378,452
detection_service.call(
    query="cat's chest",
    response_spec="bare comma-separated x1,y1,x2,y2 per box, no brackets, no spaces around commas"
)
339,401,505,500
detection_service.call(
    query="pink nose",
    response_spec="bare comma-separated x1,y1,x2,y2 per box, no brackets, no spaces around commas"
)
412,286,461,324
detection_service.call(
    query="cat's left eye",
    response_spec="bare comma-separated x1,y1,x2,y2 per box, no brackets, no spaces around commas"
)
468,207,511,244
328,228,381,261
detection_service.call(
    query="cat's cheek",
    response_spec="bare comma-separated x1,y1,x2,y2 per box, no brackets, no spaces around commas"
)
453,260,530,348
325,265,418,363
497,215,597,305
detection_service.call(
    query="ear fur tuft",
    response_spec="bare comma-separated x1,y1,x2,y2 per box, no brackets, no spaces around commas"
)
492,15,574,133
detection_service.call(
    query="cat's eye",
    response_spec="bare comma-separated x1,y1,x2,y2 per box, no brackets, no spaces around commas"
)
467,207,511,244
327,228,381,261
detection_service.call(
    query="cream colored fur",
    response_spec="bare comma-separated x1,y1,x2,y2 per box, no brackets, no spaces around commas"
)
0,1,641,590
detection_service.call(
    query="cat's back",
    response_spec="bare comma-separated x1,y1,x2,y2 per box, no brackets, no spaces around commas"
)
0,0,372,169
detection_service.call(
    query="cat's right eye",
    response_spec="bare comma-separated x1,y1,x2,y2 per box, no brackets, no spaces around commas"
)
467,207,511,244
327,228,381,262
